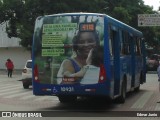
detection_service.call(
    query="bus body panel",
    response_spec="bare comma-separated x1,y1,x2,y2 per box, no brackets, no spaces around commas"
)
32,13,146,101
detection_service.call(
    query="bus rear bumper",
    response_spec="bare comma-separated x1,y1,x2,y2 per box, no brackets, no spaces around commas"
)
33,83,110,97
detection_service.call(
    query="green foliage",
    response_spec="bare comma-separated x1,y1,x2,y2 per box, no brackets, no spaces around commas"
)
112,7,131,24
0,0,159,52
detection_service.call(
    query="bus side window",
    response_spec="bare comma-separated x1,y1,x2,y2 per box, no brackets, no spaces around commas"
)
109,27,114,57
135,38,141,55
121,31,130,55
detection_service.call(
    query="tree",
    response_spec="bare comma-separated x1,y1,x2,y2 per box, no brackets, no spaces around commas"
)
0,0,159,52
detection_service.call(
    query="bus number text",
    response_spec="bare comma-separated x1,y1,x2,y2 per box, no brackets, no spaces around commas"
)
60,87,74,92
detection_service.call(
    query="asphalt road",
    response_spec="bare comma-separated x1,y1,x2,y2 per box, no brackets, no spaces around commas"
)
0,72,160,120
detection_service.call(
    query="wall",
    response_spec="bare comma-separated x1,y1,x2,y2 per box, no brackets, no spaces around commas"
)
0,22,31,70
0,47,31,70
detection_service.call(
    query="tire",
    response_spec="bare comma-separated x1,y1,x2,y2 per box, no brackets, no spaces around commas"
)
23,83,29,89
58,95,77,103
134,85,140,92
135,72,143,92
117,80,126,103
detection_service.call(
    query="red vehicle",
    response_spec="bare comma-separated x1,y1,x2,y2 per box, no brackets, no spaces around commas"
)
146,54,160,71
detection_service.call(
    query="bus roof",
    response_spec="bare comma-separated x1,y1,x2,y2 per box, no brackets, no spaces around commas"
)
106,15,142,37
39,12,143,37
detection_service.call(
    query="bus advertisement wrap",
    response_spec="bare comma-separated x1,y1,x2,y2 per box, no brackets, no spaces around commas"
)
33,13,146,103
33,15,104,85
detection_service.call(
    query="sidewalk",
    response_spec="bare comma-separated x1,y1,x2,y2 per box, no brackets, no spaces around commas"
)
0,69,22,81
0,74,22,81
0,69,22,75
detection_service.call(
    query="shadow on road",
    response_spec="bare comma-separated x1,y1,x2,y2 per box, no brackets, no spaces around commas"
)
41,88,150,113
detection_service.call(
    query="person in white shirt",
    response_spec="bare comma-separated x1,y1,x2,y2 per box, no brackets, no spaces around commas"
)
157,63,160,103
157,63,160,83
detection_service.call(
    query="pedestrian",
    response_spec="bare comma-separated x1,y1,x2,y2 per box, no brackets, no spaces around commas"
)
5,59,14,78
157,63,160,103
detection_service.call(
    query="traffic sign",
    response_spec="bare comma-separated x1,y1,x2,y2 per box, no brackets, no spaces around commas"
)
138,14,160,26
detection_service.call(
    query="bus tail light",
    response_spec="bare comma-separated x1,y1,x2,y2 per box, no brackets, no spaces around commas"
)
34,64,39,82
98,64,106,83
42,88,52,92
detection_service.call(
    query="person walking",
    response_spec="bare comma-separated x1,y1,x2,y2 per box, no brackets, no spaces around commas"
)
5,59,14,78
157,63,160,103
157,63,160,89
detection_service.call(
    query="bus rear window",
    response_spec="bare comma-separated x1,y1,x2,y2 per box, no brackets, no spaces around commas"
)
26,62,32,68
33,14,104,85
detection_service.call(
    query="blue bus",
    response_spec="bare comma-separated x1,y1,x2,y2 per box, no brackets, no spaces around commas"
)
32,13,146,103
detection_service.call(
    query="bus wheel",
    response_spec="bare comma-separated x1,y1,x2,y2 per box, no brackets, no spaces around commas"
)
134,85,140,92
58,95,77,103
134,73,142,92
117,80,126,103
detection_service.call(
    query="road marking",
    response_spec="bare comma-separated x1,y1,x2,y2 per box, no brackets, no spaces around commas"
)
0,89,23,96
0,84,20,90
0,86,21,93
131,92,153,109
3,91,31,98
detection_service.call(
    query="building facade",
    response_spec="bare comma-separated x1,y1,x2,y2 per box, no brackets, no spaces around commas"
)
0,22,31,70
